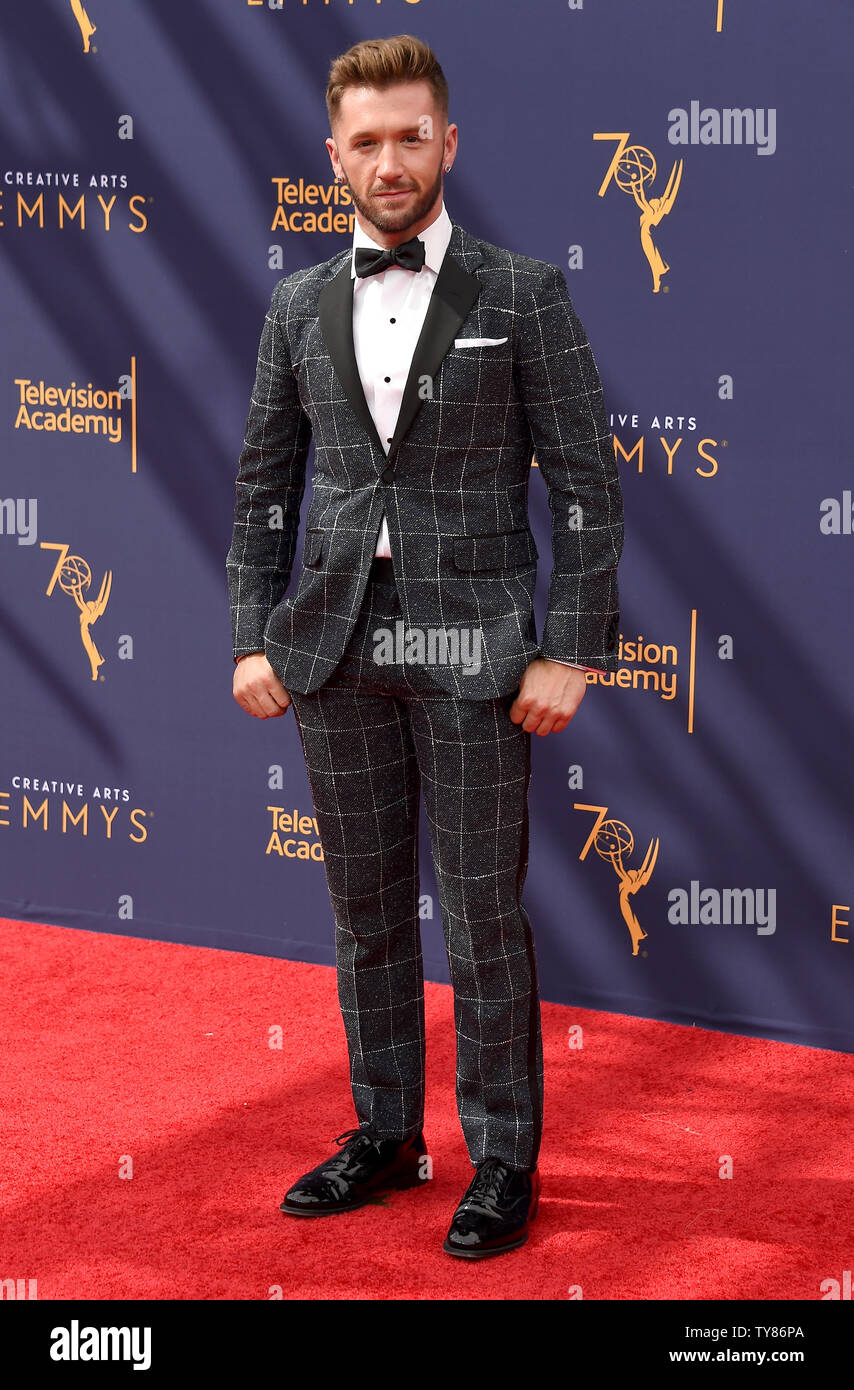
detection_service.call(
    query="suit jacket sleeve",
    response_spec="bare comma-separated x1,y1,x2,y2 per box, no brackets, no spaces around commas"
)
225,278,312,659
514,264,624,671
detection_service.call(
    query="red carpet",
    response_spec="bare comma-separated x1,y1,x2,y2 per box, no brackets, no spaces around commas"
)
1,917,852,1300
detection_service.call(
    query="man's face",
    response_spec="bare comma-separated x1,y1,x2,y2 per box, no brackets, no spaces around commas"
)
326,81,456,243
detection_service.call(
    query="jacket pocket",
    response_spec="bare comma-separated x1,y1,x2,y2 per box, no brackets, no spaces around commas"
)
302,528,324,567
452,530,538,571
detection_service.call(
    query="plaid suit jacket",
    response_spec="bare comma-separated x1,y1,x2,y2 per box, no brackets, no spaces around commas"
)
226,218,623,698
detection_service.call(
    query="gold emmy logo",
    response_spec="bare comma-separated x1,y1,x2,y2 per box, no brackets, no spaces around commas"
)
41,541,112,680
69,0,96,52
595,134,683,292
576,805,660,956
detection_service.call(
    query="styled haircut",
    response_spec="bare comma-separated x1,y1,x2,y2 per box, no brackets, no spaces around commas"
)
326,34,449,129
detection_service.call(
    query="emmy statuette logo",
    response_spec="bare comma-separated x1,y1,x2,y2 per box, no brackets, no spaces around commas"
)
595,134,683,293
40,541,112,680
576,805,660,956
69,1,96,52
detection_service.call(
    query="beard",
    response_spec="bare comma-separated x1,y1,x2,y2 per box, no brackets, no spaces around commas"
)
343,159,444,237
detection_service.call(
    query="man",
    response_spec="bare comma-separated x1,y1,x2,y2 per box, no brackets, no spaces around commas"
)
226,34,623,1259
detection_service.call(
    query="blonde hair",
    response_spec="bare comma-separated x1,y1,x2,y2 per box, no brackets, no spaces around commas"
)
326,34,449,129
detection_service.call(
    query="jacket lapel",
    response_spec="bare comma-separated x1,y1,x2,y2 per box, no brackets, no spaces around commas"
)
317,258,387,459
317,220,483,472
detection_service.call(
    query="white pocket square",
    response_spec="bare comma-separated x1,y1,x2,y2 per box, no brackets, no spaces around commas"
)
454,336,508,348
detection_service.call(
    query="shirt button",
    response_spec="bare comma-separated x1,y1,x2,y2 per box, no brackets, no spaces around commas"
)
381,467,394,484
389,317,396,324
383,376,391,383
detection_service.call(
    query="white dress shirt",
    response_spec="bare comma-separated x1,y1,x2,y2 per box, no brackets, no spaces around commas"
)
351,202,453,558
348,203,590,673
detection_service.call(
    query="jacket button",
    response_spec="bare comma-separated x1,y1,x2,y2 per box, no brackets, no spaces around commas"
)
381,467,394,484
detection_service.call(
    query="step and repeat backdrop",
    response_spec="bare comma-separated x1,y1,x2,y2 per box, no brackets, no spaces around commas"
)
1,2,851,1052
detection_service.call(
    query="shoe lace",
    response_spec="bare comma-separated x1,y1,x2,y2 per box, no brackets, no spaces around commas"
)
460,1156,510,1213
334,1125,377,1152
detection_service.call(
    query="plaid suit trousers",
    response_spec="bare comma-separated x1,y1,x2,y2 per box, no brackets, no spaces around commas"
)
288,566,545,1172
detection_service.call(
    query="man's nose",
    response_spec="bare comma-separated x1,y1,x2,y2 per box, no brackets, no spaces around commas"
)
375,144,406,180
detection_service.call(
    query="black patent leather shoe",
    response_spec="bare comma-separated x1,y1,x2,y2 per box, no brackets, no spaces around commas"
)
280,1125,429,1216
443,1156,540,1258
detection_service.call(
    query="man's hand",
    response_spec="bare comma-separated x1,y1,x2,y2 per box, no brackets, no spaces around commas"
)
508,657,587,736
233,653,292,719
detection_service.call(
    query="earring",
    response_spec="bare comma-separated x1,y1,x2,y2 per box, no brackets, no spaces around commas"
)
444,164,451,172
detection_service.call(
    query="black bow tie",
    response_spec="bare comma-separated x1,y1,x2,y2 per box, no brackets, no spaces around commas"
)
354,236,426,278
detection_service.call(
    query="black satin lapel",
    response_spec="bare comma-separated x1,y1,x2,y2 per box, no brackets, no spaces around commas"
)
387,251,482,460
317,260,387,458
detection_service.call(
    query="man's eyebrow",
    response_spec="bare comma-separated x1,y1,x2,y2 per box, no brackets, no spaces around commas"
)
348,125,425,141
